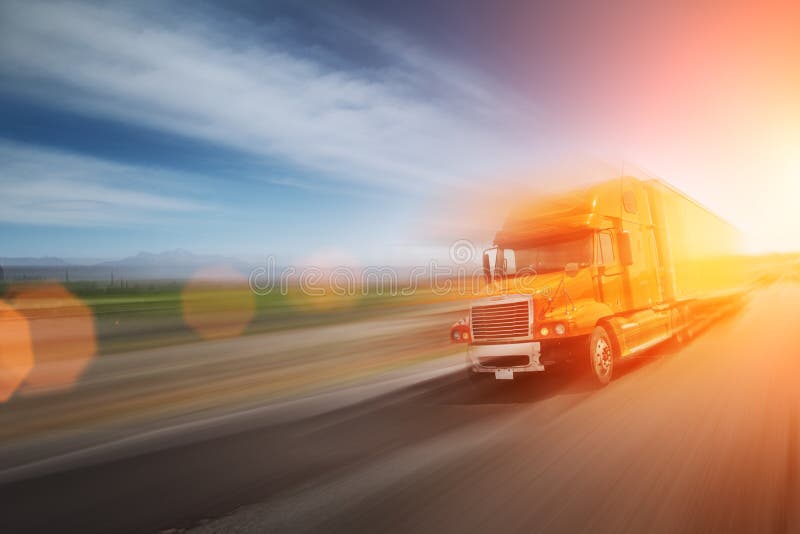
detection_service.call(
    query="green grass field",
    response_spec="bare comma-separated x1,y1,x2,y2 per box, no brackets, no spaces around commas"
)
1,280,467,355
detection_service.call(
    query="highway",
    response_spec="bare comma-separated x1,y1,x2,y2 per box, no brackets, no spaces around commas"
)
1,283,799,533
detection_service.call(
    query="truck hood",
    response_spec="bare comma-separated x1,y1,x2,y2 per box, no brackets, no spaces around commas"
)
483,269,594,319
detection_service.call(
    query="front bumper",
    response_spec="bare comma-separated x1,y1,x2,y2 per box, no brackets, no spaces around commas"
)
467,341,544,373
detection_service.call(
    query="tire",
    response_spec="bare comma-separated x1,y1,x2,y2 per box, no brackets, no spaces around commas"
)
668,308,687,349
681,304,696,341
674,326,687,346
587,326,615,386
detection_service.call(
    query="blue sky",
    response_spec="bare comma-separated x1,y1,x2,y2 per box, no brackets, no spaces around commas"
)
1,0,799,261
0,0,546,264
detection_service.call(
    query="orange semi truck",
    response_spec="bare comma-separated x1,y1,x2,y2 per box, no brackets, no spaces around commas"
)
451,176,746,386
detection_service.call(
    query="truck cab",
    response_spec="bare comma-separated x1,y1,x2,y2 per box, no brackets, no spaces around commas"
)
455,176,743,386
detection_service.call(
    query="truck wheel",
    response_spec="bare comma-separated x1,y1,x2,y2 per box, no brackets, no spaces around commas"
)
668,308,687,348
683,307,696,341
587,326,615,386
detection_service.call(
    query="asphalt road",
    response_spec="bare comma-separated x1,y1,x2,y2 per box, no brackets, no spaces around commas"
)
2,283,799,534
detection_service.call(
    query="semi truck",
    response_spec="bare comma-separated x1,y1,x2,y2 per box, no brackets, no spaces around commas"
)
451,176,746,386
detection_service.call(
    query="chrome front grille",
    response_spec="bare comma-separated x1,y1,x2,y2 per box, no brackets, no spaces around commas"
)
470,297,532,342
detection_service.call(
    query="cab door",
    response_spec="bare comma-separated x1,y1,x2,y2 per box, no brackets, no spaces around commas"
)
595,230,625,313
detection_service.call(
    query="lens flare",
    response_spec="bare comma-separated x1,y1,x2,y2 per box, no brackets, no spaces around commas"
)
10,283,97,395
181,266,256,340
0,300,34,402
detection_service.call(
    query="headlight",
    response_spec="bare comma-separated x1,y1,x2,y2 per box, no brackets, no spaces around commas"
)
452,330,461,340
540,326,549,336
554,323,566,335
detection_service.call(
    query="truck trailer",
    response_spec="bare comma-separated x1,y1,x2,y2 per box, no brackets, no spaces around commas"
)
452,176,746,386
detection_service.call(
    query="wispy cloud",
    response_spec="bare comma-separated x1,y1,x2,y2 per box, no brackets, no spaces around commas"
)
0,142,212,226
0,0,540,192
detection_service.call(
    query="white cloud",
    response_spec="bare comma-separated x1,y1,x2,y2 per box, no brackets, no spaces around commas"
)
0,142,212,226
0,0,540,192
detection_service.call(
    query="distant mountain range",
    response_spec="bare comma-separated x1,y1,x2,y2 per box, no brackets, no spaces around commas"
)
98,249,248,269
0,256,70,267
1,249,245,268
0,250,250,282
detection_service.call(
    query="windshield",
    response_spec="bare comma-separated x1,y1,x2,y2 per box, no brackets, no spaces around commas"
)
506,235,593,275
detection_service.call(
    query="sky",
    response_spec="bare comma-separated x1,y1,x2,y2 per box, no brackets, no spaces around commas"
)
0,0,798,264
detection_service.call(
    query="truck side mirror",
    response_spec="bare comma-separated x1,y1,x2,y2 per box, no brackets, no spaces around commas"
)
493,248,506,278
565,262,579,277
618,231,634,266
482,251,492,283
